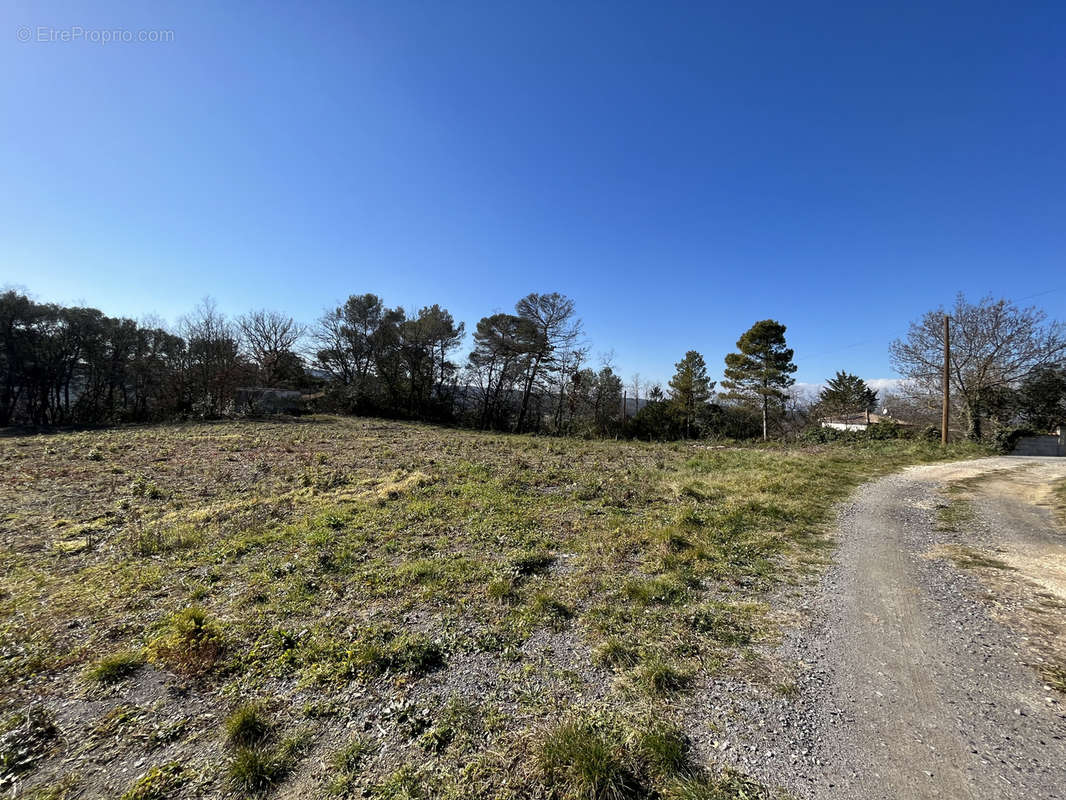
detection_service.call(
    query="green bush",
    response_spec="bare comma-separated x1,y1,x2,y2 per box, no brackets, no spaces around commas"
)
866,421,905,440
993,427,1036,453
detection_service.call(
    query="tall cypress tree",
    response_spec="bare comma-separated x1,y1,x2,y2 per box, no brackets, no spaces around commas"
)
721,320,797,440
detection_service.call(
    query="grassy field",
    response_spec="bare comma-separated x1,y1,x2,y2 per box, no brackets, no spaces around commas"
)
0,416,986,799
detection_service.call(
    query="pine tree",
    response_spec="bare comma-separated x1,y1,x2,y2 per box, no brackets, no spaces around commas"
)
818,371,878,423
668,350,713,438
720,320,797,440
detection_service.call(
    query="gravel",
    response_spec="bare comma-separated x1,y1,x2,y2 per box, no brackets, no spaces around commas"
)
698,457,1066,800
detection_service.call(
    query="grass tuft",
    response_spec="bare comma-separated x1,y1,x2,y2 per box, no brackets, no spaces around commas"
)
663,769,769,799
225,702,271,747
538,718,641,800
229,746,282,793
593,638,639,670
632,655,693,696
634,720,688,776
622,574,688,606
119,762,186,800
147,606,224,676
84,650,144,684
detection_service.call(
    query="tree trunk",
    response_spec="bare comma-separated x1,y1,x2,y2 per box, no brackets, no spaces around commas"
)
967,392,983,441
762,396,768,441
515,361,540,432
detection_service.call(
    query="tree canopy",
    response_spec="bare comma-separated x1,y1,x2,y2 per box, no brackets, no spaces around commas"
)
668,350,714,438
720,320,797,440
890,294,1066,439
818,371,878,421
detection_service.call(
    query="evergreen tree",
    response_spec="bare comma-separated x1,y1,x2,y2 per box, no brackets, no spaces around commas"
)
819,371,878,422
668,350,713,438
721,320,797,440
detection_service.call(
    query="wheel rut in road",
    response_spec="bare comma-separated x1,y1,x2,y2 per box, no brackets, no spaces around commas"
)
815,457,1066,800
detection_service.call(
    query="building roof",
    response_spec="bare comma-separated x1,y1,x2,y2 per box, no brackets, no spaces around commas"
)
820,412,912,426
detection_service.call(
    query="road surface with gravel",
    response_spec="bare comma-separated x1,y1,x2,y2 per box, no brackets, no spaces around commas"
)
808,456,1066,799
712,456,1066,799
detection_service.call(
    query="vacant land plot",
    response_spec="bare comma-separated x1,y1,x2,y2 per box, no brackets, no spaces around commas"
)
0,417,984,799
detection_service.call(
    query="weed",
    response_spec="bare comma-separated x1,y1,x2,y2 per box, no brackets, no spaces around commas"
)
129,475,167,500
0,705,57,780
530,592,574,630
147,606,223,676
487,575,520,604
27,775,80,800
634,720,687,776
84,650,144,684
537,718,640,800
1041,663,1066,694
938,545,1014,571
663,769,769,799
129,523,200,556
229,746,283,793
369,765,426,799
632,655,692,696
418,697,479,754
320,629,444,681
622,574,688,605
935,498,975,531
397,558,443,585
329,736,374,795
685,602,757,646
592,638,639,670
119,762,186,800
225,702,271,747
510,550,555,576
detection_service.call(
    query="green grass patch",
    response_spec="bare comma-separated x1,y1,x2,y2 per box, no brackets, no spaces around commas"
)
147,606,224,676
84,650,144,684
225,702,271,747
935,498,976,532
119,762,186,800
0,416,989,796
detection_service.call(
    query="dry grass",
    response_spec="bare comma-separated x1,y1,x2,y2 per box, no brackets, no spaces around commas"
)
0,415,986,797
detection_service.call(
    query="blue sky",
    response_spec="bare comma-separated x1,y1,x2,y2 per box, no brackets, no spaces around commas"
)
2,1,1064,391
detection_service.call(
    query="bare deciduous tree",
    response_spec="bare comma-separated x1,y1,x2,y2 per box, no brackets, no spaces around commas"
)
237,309,305,386
890,294,1066,439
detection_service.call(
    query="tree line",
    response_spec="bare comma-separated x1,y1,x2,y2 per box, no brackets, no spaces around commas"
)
2,287,1063,440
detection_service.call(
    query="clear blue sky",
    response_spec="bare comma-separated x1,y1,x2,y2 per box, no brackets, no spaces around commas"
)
2,0,1064,391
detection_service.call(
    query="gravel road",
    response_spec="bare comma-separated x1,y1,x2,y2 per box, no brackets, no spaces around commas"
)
707,456,1066,799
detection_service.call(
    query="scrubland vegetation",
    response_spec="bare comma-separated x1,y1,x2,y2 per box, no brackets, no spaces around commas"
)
0,416,986,798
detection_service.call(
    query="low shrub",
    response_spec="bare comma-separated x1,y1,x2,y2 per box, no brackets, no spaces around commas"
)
993,427,1036,454
147,607,224,676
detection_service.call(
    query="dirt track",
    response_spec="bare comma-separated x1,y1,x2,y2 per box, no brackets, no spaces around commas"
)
805,457,1066,799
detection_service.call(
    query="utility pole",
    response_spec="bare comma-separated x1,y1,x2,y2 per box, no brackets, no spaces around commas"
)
941,314,950,445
